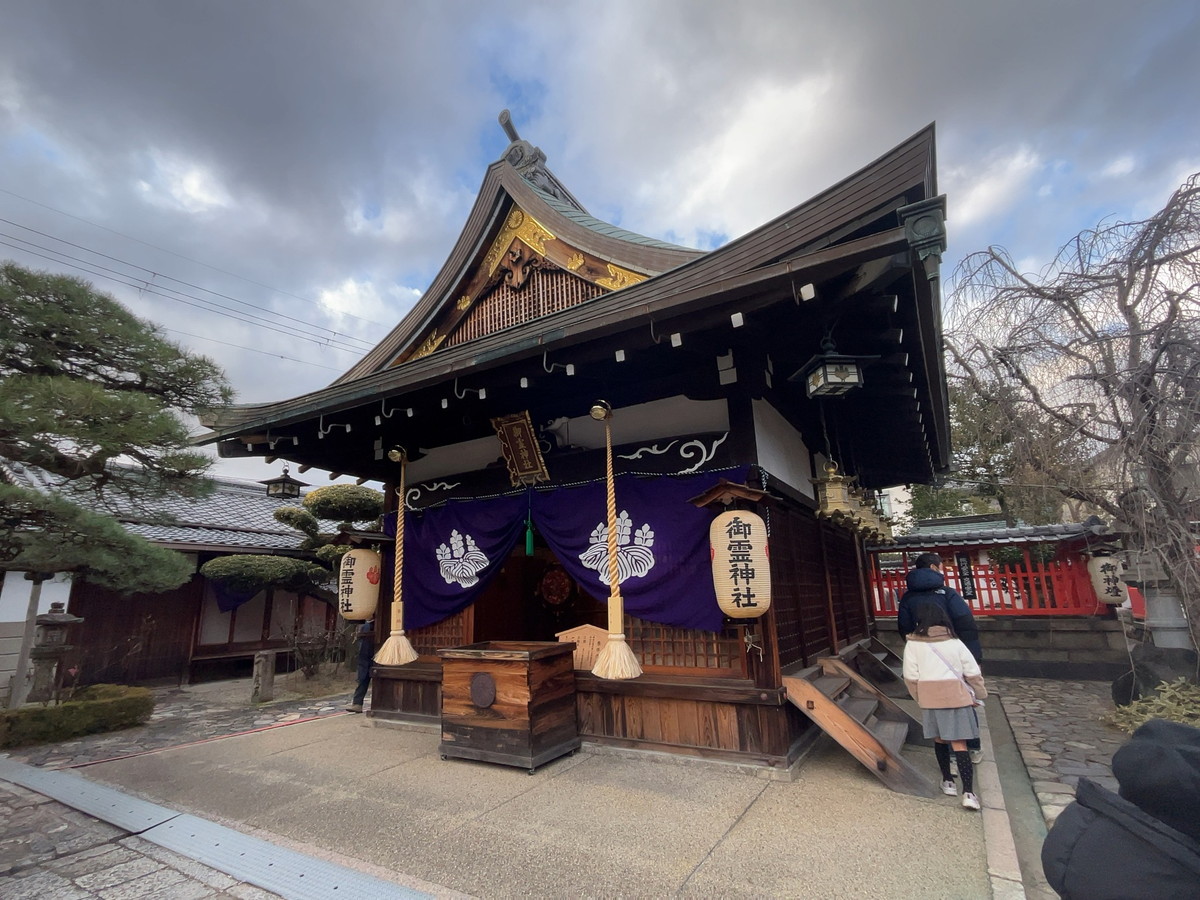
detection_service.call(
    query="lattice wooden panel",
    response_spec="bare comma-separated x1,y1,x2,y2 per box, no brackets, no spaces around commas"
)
409,609,467,656
624,615,745,676
446,268,603,346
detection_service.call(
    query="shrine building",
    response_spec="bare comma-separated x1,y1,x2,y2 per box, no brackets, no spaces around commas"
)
199,113,950,770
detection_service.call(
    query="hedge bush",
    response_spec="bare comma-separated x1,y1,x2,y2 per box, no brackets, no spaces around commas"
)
0,684,155,748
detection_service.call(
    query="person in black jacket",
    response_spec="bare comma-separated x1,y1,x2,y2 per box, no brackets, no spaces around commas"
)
1042,719,1200,899
897,552,983,759
346,617,374,713
897,553,982,661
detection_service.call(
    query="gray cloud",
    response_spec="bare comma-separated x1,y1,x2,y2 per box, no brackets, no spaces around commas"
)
2,0,1197,482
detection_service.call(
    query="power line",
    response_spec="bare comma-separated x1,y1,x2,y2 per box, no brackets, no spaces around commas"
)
0,186,388,328
0,234,369,355
0,237,365,356
161,328,344,372
0,217,376,350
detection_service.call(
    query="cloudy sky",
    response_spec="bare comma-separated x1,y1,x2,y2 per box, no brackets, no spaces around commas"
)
2,1,1198,484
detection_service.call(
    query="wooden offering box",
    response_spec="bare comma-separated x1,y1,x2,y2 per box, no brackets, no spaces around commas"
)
437,641,580,773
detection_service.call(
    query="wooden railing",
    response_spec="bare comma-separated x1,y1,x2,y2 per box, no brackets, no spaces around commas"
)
872,557,1104,617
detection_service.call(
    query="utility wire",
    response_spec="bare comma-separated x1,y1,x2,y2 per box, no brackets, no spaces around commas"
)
0,234,368,355
161,327,344,372
0,237,363,356
0,186,388,328
0,217,375,350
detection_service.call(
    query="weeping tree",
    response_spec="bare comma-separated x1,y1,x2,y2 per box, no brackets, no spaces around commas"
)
0,262,232,593
907,379,1091,529
947,173,1200,651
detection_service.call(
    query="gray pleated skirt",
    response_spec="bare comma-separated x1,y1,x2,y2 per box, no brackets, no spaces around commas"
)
922,706,980,741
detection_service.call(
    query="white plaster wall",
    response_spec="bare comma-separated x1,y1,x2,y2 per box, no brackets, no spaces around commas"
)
752,398,815,500
0,572,72,704
407,396,730,483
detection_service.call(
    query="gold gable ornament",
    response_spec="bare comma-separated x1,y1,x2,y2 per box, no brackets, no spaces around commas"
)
710,510,771,618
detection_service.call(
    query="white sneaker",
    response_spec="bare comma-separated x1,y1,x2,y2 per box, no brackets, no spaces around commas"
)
962,792,981,811
970,749,984,764
941,780,958,796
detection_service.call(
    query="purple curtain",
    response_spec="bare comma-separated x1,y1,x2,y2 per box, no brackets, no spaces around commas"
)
386,467,748,633
532,469,746,632
384,494,525,630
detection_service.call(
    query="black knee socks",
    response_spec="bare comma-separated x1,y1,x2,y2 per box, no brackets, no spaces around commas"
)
935,742,953,781
955,750,974,793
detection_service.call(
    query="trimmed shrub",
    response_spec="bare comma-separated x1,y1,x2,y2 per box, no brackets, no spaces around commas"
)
0,684,155,748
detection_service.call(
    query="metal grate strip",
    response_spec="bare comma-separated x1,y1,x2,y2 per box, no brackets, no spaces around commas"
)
0,757,176,832
143,814,429,900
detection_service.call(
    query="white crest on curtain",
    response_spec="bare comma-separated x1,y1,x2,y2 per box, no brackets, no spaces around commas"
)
579,510,656,586
436,530,489,587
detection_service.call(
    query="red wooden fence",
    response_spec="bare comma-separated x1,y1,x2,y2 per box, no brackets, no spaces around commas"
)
871,555,1105,617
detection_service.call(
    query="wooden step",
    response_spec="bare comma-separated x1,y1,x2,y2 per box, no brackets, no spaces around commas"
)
853,644,907,698
839,696,879,724
782,660,938,798
869,719,909,757
811,674,852,699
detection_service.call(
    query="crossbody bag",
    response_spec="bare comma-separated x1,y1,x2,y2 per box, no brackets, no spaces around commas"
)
927,642,984,707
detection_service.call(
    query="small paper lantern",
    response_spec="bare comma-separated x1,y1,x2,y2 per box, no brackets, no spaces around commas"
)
710,510,771,618
338,549,382,620
1088,555,1129,605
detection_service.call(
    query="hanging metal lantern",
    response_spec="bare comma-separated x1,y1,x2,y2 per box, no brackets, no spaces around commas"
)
338,548,382,620
710,510,771,618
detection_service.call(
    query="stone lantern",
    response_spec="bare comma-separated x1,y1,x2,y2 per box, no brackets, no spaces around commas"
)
28,601,83,703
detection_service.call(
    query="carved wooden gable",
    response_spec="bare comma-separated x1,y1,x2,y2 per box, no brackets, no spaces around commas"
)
402,204,648,363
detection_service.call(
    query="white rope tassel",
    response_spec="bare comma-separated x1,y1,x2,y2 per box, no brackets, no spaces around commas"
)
591,414,642,680
375,454,418,666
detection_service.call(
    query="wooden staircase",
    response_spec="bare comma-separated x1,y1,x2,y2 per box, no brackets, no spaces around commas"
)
783,644,939,798
847,636,908,698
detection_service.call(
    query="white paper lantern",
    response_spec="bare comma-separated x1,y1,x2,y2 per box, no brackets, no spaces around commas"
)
1088,555,1129,605
338,549,382,620
710,510,771,618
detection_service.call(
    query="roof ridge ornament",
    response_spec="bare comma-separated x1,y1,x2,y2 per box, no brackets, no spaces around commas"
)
497,109,587,212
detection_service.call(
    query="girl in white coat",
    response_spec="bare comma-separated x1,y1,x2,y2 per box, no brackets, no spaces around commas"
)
903,603,988,810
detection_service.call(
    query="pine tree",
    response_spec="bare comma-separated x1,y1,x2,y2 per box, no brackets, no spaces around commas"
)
0,262,232,592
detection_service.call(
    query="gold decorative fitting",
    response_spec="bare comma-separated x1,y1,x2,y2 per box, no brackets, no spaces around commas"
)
410,331,445,360
456,295,472,310
484,205,555,275
566,252,585,271
596,263,647,291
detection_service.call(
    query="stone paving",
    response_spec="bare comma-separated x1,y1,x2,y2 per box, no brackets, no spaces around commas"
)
0,674,1140,898
0,780,281,899
991,676,1128,828
10,682,354,769
1,681,358,898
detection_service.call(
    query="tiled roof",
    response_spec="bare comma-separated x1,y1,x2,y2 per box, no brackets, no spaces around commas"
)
2,461,304,552
531,185,700,253
868,517,1111,551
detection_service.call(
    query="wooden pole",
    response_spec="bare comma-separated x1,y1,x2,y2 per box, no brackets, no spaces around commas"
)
591,412,642,680
374,452,418,666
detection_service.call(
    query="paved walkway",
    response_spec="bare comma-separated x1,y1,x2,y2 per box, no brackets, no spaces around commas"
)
13,682,354,769
990,677,1125,828
0,777,280,899
0,674,1134,898
2,681,360,898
